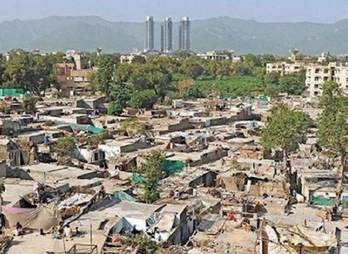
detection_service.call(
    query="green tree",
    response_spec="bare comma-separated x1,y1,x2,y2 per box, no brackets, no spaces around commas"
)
263,83,280,99
243,54,262,67
132,55,147,64
137,150,165,203
129,89,158,109
207,60,220,78
177,78,194,97
32,55,56,95
125,234,162,254
181,57,204,79
261,54,276,67
261,104,311,166
119,118,146,137
23,96,38,114
92,54,118,95
3,53,33,91
231,62,253,76
279,70,306,95
183,86,204,99
108,101,124,116
264,71,280,86
55,137,76,158
317,82,348,206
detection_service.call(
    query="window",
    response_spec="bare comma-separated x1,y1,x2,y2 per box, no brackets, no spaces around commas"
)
324,77,328,81
315,69,320,73
314,77,320,81
74,77,83,82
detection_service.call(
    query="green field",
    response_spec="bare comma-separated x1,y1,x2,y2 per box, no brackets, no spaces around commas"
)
193,76,263,98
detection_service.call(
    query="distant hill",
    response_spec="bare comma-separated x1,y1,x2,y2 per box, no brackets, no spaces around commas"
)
1,16,348,55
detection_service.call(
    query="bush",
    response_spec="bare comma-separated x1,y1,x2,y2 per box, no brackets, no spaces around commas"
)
55,137,75,157
128,89,158,109
108,101,123,116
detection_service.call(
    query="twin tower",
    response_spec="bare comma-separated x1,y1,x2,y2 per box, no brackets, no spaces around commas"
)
145,16,190,53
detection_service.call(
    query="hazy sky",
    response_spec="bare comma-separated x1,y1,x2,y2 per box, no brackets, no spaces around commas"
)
0,0,347,23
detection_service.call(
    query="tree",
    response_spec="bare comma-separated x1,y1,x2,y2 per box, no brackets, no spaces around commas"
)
55,137,75,158
261,104,311,166
119,118,146,137
32,55,56,95
92,54,118,95
264,83,280,99
243,54,262,67
177,78,194,97
3,53,33,91
181,58,204,79
137,150,165,203
317,82,348,207
125,234,162,254
108,81,130,116
183,86,204,99
207,60,220,78
279,70,306,95
108,101,124,116
132,55,147,64
264,71,280,86
129,89,158,109
23,96,38,114
231,62,253,76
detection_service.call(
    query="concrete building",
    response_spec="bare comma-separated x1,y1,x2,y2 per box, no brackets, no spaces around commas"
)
306,63,348,98
55,63,95,97
266,62,305,76
161,17,173,53
179,17,190,51
145,16,154,51
197,51,230,61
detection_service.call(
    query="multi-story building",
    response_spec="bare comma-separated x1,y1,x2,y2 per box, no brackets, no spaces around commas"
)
161,17,172,53
145,16,154,51
305,63,348,98
56,63,95,97
266,62,305,76
197,51,230,61
179,17,190,51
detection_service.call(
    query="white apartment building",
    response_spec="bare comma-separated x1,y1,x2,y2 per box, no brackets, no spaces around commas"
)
266,62,304,76
197,51,230,61
306,63,348,98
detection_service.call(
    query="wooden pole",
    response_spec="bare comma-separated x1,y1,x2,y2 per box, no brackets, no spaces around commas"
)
62,237,66,254
90,223,93,253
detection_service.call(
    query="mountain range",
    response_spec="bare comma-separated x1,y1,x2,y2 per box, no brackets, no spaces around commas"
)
1,16,348,55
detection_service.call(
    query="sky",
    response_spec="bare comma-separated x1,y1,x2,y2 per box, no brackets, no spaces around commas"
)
0,0,348,23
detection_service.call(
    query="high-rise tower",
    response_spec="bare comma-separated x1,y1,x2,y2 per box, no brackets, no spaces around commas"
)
161,17,173,53
145,16,154,51
179,16,190,51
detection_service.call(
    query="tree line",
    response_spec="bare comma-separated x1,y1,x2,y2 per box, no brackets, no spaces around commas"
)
90,53,307,115
0,50,307,112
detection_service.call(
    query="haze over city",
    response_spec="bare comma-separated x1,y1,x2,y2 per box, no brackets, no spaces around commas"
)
0,0,348,23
